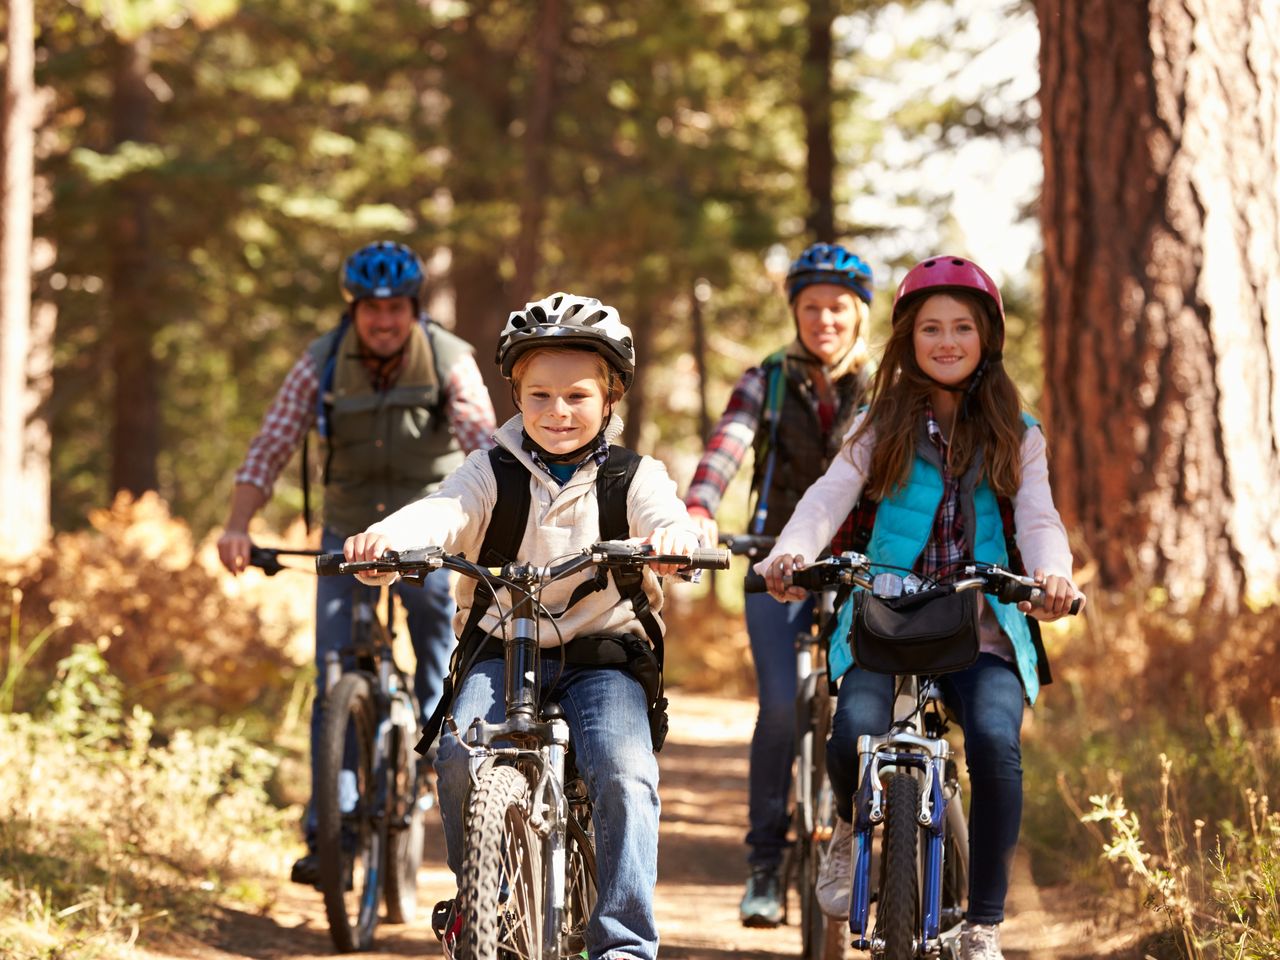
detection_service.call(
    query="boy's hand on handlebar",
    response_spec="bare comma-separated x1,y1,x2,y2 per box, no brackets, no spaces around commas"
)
343,532,399,586
1022,570,1085,620
764,554,810,603
644,526,700,577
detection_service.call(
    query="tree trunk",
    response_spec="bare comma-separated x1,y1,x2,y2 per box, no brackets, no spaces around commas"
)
621,300,655,453
107,33,161,497
510,0,563,308
801,0,835,242
1036,0,1280,611
691,282,711,444
0,0,48,555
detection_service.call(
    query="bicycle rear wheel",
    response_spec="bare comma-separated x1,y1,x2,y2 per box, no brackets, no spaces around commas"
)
458,764,543,960
795,676,845,960
875,771,920,960
384,710,424,924
316,672,384,953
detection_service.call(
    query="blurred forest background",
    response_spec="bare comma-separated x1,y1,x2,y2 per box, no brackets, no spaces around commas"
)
2,0,1279,958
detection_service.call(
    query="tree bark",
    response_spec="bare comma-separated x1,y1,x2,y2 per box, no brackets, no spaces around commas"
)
802,0,835,242
1037,0,1280,610
621,300,655,453
107,33,161,497
510,0,563,308
0,0,48,555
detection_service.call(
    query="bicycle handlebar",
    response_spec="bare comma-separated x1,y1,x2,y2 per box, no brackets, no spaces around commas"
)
744,554,1082,615
247,545,322,576
718,533,777,559
316,541,732,579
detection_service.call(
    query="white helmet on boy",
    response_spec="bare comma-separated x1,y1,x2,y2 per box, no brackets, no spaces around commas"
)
496,292,636,390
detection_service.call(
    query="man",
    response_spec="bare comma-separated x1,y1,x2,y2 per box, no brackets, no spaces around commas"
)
217,240,495,884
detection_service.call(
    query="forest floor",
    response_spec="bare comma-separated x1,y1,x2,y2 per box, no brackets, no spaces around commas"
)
136,692,1146,960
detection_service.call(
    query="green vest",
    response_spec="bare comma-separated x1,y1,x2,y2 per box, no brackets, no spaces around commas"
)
308,320,471,535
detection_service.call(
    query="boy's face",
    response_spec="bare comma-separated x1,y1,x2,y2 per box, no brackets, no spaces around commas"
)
518,351,607,455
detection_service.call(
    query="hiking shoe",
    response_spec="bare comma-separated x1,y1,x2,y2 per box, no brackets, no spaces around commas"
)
958,920,1004,960
432,899,462,958
817,816,854,917
739,864,783,927
289,853,319,887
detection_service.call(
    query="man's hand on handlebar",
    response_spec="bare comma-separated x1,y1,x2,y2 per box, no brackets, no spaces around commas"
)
763,553,810,603
343,531,399,586
685,506,719,551
217,529,253,575
644,525,701,577
1022,570,1085,621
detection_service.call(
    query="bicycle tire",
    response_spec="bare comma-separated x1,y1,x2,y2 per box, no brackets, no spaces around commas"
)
876,771,920,960
384,713,424,924
316,672,384,953
457,764,543,960
562,802,598,957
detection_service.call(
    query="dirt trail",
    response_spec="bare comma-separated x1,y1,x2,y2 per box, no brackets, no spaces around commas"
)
148,692,1116,960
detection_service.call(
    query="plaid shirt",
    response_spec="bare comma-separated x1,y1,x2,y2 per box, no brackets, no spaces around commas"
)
234,347,496,494
684,366,767,516
916,406,966,580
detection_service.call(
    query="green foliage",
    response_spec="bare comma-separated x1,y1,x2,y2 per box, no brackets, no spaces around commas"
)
0,644,293,958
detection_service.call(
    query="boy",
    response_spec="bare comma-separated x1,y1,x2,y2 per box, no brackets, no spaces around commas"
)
345,293,701,960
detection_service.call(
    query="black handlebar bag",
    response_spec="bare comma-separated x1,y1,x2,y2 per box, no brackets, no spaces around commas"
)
852,587,980,676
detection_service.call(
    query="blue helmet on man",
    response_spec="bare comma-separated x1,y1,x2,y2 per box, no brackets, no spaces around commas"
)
339,241,425,305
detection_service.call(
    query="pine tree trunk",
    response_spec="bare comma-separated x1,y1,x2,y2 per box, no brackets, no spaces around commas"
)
0,0,48,555
107,33,161,497
802,0,835,242
1036,0,1280,611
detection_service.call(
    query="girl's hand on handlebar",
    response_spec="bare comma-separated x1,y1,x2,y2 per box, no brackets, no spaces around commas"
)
343,532,399,586
1022,570,1085,620
764,554,809,603
644,526,700,577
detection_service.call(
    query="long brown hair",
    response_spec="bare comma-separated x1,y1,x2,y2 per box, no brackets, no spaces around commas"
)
847,290,1026,499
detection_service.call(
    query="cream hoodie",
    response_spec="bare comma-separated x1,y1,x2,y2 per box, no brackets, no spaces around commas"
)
366,414,700,646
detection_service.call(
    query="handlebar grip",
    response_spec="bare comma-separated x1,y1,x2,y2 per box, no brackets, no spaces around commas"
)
1008,583,1082,615
689,547,732,570
743,570,769,593
315,553,346,576
789,565,834,591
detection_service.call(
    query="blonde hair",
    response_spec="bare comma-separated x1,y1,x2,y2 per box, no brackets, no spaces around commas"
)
510,347,626,407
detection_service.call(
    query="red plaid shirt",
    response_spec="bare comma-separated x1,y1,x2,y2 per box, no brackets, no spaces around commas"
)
916,406,966,580
234,348,496,495
684,366,767,516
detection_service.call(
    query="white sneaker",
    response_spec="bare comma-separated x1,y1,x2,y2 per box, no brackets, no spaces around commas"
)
958,920,1004,960
816,817,854,917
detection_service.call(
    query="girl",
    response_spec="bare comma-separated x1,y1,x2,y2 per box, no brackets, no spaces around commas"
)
759,256,1083,960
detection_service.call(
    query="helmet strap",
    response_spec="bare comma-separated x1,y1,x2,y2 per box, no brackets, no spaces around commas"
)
520,424,609,464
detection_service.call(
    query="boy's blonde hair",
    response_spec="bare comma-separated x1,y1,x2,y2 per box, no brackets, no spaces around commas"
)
510,347,626,407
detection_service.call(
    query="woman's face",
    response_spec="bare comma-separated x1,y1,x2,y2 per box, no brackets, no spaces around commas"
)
518,351,607,455
794,284,862,365
912,293,983,387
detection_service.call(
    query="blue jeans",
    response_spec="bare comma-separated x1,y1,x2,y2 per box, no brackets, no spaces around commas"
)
743,590,815,869
436,658,660,960
826,654,1025,924
304,527,456,846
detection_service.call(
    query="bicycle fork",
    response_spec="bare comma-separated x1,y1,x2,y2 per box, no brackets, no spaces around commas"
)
848,731,952,955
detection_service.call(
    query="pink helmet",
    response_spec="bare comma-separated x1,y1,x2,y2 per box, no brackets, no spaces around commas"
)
892,255,1005,349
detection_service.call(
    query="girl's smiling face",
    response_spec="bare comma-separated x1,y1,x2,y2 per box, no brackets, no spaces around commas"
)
517,351,608,455
912,293,983,387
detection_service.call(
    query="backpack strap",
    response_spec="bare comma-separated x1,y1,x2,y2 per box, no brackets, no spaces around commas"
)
748,351,789,535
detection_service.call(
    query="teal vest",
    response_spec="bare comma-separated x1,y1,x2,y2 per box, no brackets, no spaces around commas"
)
307,321,471,536
829,412,1043,704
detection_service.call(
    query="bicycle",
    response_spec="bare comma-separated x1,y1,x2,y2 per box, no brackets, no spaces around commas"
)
319,539,730,960
723,533,846,960
768,552,1079,960
253,545,429,953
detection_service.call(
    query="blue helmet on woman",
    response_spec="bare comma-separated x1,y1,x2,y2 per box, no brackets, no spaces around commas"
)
785,242,873,304
339,241,425,305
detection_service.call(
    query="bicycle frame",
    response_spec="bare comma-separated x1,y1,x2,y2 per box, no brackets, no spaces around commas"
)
848,677,954,954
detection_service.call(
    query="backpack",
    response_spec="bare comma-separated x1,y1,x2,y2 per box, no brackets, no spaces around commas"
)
418,444,674,753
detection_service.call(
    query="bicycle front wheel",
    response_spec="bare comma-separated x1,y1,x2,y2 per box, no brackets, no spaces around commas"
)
457,764,543,960
876,771,920,960
316,672,385,953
